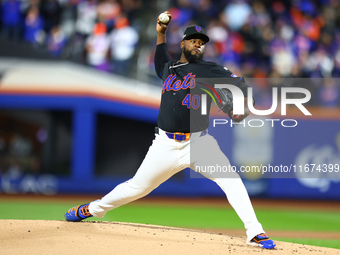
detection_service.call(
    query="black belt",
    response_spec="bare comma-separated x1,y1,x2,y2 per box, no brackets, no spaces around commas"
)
155,127,207,142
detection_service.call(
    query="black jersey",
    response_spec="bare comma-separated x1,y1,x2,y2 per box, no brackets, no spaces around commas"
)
154,43,249,133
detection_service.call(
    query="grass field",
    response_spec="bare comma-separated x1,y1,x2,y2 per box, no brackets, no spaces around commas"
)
0,197,339,250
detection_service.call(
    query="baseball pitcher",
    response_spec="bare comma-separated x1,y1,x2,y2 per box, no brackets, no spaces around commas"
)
65,11,276,250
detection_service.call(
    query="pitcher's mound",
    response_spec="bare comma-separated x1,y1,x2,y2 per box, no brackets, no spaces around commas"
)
0,220,338,255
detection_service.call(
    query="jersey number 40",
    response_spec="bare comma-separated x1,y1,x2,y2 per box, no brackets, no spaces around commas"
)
182,94,200,109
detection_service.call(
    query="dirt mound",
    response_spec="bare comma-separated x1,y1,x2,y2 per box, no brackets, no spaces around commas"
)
0,220,339,255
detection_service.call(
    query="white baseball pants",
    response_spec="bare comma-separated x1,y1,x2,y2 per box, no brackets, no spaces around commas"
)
89,128,264,241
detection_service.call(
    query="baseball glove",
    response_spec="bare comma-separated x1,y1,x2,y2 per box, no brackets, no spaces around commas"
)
215,88,243,122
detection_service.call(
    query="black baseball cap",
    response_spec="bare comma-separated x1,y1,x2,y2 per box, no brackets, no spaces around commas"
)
182,25,209,43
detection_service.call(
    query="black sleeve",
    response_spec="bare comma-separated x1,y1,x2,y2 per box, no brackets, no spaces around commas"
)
210,64,233,77
154,43,170,79
210,64,250,97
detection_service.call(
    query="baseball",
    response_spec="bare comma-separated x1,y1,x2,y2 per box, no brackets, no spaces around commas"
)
158,13,170,23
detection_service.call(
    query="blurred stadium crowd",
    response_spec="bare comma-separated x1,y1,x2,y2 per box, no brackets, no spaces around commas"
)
1,0,340,106
167,0,340,79
0,0,143,74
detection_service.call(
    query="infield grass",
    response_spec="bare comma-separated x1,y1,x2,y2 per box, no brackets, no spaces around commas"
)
0,199,339,249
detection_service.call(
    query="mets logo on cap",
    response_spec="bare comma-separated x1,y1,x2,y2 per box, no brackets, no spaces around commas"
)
195,26,201,32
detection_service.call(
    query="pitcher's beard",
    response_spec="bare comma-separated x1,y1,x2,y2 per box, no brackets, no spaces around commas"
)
183,47,203,63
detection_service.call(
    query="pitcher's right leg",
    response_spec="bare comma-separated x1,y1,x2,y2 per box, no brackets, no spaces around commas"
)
88,135,182,218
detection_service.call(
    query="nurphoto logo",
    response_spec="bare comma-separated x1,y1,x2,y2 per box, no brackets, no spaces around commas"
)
201,84,312,128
